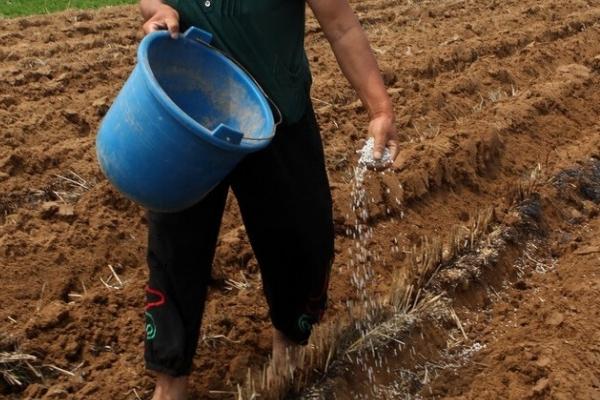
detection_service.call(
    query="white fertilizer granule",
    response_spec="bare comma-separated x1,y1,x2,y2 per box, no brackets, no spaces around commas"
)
357,137,393,169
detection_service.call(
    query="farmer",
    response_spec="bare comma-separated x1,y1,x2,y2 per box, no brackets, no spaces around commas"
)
139,0,399,398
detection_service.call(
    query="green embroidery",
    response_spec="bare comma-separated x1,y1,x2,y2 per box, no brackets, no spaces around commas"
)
145,311,157,340
297,314,313,333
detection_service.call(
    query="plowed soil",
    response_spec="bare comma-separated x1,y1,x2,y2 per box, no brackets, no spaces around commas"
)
1,1,599,399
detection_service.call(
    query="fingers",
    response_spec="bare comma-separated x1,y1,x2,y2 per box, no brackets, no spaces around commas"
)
372,132,386,160
141,6,180,39
388,139,400,162
368,115,401,167
142,18,179,38
165,16,180,39
142,19,158,35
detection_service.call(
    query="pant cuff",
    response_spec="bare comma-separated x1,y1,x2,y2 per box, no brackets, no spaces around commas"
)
145,361,190,378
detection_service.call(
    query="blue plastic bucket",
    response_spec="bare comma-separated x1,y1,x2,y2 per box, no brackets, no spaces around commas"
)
96,27,275,212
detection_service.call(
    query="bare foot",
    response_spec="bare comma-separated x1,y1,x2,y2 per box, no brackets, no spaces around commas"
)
271,329,300,376
151,373,188,400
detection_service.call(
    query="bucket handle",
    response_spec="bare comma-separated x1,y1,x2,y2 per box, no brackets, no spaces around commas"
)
182,27,283,141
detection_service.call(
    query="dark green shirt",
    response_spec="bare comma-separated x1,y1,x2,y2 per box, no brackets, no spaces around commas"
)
165,0,312,124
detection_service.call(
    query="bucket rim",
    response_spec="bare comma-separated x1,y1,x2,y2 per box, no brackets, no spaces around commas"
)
137,30,275,153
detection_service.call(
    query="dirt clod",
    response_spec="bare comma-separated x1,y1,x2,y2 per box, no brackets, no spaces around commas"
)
545,311,565,327
25,302,70,338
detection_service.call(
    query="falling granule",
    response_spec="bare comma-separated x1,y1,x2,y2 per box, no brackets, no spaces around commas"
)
347,138,393,377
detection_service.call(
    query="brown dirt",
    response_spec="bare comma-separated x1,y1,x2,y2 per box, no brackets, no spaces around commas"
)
1,0,600,399
423,218,600,400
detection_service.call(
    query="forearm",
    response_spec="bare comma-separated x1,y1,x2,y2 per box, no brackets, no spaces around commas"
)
309,0,393,119
328,23,393,119
140,0,165,20
309,0,398,160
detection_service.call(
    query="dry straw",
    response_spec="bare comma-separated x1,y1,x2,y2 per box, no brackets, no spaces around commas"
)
236,204,498,399
0,351,40,387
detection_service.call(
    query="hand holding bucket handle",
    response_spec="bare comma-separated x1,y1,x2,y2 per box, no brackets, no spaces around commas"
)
182,26,284,136
141,2,180,39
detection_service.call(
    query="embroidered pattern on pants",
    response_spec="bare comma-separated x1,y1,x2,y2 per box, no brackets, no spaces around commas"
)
145,287,166,341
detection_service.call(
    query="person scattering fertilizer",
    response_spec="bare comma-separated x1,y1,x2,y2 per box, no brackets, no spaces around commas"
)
138,0,400,398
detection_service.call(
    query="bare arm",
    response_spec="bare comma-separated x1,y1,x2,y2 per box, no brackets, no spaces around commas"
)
307,0,398,161
139,0,180,38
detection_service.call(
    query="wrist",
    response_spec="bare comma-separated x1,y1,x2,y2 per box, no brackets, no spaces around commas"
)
369,103,394,121
366,86,394,120
140,0,176,20
157,2,177,15
140,0,161,20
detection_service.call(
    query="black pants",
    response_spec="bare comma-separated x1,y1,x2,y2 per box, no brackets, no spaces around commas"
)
144,105,334,377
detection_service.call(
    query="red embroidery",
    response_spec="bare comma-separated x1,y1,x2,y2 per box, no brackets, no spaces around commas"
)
145,287,166,310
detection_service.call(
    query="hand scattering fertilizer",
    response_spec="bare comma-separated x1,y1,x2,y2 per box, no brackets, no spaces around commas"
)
352,137,394,220
357,137,393,169
96,27,276,212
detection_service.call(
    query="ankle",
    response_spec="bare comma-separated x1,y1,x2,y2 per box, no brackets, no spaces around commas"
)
272,329,300,371
152,373,188,400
